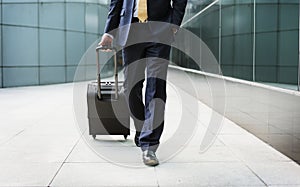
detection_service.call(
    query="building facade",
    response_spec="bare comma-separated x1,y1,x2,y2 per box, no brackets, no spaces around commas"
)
0,0,299,90
173,0,300,90
0,0,108,87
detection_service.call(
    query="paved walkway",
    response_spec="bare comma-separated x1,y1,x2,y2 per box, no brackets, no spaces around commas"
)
0,78,300,186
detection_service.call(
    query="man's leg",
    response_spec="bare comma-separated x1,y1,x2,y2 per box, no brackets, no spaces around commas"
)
122,44,146,140
139,43,171,152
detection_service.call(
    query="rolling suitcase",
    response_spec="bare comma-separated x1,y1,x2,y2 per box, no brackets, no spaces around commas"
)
87,46,130,140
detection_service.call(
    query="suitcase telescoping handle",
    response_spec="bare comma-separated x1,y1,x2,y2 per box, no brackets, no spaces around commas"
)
96,45,118,100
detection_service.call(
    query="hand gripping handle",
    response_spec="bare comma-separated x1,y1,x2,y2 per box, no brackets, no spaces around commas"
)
96,46,118,100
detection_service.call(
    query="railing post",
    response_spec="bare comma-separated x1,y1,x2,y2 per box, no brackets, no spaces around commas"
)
298,1,300,91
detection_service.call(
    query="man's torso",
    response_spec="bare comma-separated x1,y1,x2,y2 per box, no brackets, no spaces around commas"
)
122,0,172,23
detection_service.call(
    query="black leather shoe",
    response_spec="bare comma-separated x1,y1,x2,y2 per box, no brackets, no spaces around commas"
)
142,150,159,166
134,132,141,147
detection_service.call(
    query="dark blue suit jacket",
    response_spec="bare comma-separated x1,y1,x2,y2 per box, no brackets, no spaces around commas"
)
104,0,187,46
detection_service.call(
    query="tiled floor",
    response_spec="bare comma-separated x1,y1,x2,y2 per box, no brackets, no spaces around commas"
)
0,80,300,187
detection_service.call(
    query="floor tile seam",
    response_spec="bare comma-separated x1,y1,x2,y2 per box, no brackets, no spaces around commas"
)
165,160,242,163
238,160,296,164
0,129,25,147
62,160,242,164
217,134,273,146
222,139,269,187
217,135,298,164
218,133,248,135
0,112,59,146
0,162,65,165
215,136,247,164
50,185,158,187
267,184,300,186
159,161,243,165
154,167,160,187
0,186,48,187
243,163,272,187
63,145,138,147
63,161,143,164
47,135,82,186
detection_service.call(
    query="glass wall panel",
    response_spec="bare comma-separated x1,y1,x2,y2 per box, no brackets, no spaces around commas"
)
66,31,85,66
255,0,299,87
3,26,38,66
86,4,98,33
3,67,39,87
39,3,65,29
220,36,234,75
198,4,219,61
67,0,85,2
86,0,99,3
256,4,278,32
98,5,109,34
174,1,219,71
233,34,253,80
0,2,2,88
279,4,298,30
40,67,65,84
86,65,97,80
183,0,216,23
221,0,254,81
86,33,98,50
97,0,110,4
178,0,299,90
66,66,77,82
0,1,108,87
66,3,85,32
40,29,65,66
255,32,277,82
2,4,38,27
2,0,37,2
278,31,298,67
40,0,64,2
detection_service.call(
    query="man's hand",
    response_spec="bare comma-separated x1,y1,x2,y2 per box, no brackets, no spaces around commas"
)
98,34,113,51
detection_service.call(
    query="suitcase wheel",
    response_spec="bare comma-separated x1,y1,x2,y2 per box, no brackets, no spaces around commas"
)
124,135,128,140
92,135,96,139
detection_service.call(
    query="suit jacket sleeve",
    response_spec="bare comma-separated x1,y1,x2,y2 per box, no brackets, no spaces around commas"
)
104,0,124,37
171,0,188,27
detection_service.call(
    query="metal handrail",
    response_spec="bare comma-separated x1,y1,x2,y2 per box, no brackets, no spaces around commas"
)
96,46,118,100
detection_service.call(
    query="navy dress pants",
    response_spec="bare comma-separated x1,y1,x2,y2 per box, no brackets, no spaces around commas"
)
122,42,171,152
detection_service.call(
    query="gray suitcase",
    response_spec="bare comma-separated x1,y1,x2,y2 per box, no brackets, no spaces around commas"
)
87,46,130,139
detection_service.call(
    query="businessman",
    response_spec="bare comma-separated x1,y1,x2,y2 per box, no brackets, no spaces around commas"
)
99,0,187,166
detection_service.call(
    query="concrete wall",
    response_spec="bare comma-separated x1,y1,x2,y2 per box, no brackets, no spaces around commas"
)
169,65,300,163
